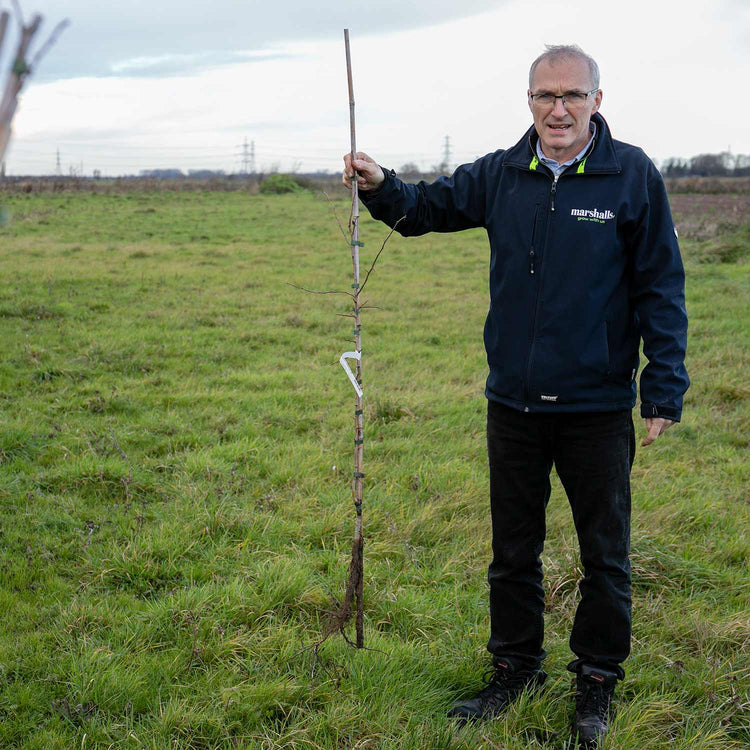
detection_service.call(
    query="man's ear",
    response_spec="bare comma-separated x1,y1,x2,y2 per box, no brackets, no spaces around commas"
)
592,89,603,114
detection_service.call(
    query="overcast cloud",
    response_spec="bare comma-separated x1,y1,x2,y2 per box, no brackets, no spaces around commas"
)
15,0,507,80
3,0,750,176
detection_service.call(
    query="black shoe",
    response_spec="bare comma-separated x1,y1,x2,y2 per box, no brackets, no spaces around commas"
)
448,660,547,721
573,666,617,747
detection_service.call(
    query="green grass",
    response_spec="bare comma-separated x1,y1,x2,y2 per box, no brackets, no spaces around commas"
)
0,189,747,749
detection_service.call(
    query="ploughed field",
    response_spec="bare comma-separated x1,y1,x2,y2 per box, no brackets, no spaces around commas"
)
0,188,747,749
670,191,750,246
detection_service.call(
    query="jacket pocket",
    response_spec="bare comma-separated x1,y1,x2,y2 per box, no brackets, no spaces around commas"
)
575,322,610,380
605,321,613,376
606,319,640,381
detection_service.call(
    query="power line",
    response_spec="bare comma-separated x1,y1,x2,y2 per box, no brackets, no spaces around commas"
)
440,135,452,173
239,137,256,174
240,137,250,174
6,134,493,176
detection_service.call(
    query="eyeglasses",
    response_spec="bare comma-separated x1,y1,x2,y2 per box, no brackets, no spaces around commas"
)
529,89,599,108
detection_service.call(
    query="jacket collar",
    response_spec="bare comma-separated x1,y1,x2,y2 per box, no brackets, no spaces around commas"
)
503,112,621,174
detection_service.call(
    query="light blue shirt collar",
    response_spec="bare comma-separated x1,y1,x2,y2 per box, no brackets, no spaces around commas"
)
536,123,596,178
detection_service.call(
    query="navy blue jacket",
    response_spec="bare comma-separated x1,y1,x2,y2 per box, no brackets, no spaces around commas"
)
361,113,689,420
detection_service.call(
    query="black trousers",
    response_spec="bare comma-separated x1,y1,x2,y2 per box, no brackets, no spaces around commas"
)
486,399,635,680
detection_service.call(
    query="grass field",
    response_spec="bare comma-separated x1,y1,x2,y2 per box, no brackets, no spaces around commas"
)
0,188,748,749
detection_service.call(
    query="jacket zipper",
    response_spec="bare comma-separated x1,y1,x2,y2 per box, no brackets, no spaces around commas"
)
529,203,539,274
550,174,559,212
524,223,547,409
524,170,558,408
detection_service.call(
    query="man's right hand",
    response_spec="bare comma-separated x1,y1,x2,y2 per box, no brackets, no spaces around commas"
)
342,152,385,192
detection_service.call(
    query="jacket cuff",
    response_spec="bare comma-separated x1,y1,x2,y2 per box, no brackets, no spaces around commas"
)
360,166,395,201
640,403,681,422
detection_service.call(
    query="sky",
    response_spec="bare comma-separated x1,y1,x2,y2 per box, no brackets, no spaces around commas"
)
2,0,750,176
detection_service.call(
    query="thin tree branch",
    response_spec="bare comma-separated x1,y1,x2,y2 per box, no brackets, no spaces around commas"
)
357,216,405,297
286,282,354,299
322,190,351,250
31,18,70,70
0,12,9,55
10,0,24,28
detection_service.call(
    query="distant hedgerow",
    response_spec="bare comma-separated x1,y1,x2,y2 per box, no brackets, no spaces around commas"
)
259,174,304,194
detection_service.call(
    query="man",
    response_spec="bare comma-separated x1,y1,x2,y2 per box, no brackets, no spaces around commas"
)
342,45,688,747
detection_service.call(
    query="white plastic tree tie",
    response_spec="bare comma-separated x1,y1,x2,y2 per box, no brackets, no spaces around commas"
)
339,351,362,397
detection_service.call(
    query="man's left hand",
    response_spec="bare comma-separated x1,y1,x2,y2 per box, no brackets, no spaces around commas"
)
641,417,675,446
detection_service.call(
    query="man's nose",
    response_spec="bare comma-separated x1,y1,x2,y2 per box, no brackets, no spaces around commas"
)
552,97,567,117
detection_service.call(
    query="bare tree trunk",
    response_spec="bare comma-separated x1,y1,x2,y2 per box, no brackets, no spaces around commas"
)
0,5,69,164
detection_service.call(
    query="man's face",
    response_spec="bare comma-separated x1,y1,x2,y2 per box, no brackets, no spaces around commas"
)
528,57,603,164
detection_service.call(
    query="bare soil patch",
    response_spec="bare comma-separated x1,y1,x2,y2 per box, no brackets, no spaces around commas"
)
669,193,750,241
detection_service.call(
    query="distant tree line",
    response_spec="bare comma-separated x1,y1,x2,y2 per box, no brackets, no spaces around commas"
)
139,169,228,179
399,154,750,180
660,152,750,178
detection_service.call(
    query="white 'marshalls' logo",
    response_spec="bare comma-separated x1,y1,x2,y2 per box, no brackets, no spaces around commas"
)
571,208,615,224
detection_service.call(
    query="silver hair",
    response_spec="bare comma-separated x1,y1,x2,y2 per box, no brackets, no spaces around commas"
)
528,44,600,90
